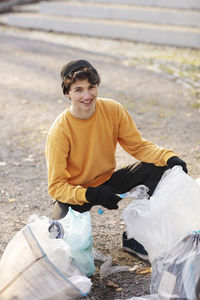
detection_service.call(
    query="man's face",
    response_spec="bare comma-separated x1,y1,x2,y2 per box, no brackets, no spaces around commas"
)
67,78,98,118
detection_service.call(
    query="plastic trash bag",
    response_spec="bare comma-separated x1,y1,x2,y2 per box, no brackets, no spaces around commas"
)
196,176,200,186
0,215,91,300
58,207,95,277
151,231,200,300
93,248,130,279
122,166,200,262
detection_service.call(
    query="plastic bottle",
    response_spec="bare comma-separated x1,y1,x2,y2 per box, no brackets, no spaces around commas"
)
97,185,149,215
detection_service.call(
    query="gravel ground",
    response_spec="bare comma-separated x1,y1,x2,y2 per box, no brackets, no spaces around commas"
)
0,25,200,299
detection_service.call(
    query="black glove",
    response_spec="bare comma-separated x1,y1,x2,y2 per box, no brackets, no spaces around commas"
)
85,186,121,210
167,156,188,173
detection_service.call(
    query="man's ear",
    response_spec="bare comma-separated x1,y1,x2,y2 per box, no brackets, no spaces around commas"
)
65,93,71,101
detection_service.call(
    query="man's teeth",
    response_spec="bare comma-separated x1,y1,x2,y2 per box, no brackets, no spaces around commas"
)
82,100,92,103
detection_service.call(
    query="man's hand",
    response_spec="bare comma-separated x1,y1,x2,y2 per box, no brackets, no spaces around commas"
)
167,156,188,173
85,186,121,210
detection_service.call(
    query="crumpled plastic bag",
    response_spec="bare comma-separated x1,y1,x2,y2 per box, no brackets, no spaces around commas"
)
93,248,130,279
151,231,200,300
0,215,92,300
122,166,200,263
58,207,95,277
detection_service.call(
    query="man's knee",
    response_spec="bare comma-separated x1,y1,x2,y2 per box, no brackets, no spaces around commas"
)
52,200,93,220
52,201,69,220
142,162,168,176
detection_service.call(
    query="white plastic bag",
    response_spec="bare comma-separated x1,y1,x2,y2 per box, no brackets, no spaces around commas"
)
59,207,95,277
122,167,200,262
0,216,92,300
196,176,200,186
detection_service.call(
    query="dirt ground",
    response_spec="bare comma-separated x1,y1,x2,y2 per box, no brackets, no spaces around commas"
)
0,25,200,299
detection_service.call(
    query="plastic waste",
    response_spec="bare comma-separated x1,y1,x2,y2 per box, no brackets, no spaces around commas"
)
48,219,64,239
97,207,104,214
93,248,130,279
151,231,200,300
97,185,148,215
120,168,200,299
58,207,95,277
122,166,200,263
120,185,149,200
196,176,200,186
0,215,92,300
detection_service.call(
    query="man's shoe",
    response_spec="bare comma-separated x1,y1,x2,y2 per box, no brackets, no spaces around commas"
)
122,232,149,260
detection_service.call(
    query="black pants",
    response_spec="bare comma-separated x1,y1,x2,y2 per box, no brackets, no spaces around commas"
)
52,162,168,220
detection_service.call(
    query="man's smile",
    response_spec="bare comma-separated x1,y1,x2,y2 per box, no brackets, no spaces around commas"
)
80,98,94,104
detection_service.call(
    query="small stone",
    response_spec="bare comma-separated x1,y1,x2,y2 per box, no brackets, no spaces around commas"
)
21,100,28,104
12,161,21,166
24,155,34,162
8,198,16,203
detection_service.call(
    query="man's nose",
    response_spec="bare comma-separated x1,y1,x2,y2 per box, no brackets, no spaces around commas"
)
82,90,92,99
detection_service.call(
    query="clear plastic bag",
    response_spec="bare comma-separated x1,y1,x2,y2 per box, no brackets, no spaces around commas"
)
59,207,95,277
122,167,200,263
151,231,200,300
93,248,130,279
0,215,92,300
120,185,149,200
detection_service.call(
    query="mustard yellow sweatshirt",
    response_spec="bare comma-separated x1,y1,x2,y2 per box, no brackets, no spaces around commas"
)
45,98,175,205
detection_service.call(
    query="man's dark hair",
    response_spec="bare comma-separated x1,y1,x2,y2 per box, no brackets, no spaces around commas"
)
62,66,100,95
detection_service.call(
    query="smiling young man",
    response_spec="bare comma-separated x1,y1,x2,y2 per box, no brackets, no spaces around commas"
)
45,59,187,260
68,78,97,118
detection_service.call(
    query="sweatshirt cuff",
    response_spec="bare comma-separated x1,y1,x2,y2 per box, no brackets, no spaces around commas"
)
163,152,177,165
76,187,89,204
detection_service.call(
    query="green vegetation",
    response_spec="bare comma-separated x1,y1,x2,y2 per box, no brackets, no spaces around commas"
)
128,47,200,97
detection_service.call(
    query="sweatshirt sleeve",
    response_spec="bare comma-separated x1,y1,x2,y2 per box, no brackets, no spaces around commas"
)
45,132,88,205
118,105,176,166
